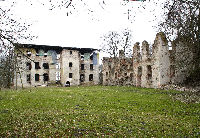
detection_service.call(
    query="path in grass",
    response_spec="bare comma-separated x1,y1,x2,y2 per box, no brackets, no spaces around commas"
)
0,86,199,137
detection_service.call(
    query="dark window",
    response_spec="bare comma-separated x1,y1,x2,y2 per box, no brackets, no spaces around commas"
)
27,51,31,57
80,74,85,82
43,73,49,81
43,63,49,69
147,65,152,80
35,62,40,69
130,73,133,81
69,73,73,78
89,74,93,81
26,62,32,70
27,74,31,82
70,51,72,55
81,64,84,70
115,72,117,79
69,62,72,67
44,53,47,57
138,66,142,77
124,72,127,76
90,55,93,60
106,72,108,77
35,74,39,81
36,49,39,56
90,64,93,70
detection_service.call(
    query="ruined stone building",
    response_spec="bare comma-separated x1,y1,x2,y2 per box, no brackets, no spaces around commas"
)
14,44,99,87
102,32,192,88
102,50,134,86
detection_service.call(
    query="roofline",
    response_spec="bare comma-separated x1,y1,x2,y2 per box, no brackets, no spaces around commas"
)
16,43,99,53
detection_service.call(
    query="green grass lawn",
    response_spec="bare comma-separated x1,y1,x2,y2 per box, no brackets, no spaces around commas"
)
0,86,199,137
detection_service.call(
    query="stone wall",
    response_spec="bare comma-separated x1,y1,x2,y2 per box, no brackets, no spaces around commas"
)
102,50,134,86
102,32,192,88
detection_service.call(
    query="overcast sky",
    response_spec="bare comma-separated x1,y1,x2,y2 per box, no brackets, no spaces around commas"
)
1,0,164,57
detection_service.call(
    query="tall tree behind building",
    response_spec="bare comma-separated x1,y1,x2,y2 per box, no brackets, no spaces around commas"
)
100,29,133,58
158,0,200,83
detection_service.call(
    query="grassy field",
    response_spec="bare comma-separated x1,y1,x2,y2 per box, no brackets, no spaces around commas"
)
0,86,199,137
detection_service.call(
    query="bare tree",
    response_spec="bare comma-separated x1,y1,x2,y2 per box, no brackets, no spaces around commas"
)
101,29,133,58
0,3,33,89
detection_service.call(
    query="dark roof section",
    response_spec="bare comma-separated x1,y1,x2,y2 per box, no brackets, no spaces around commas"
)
18,44,98,53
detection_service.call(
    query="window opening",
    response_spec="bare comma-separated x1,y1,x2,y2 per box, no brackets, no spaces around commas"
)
43,73,49,81
70,51,73,55
56,63,60,69
35,74,39,81
90,54,93,60
147,65,152,80
90,64,93,70
89,74,93,81
27,51,31,57
44,53,48,57
27,74,31,82
115,72,117,79
35,62,40,69
56,72,61,81
43,63,49,69
26,62,32,70
81,64,85,70
80,74,85,82
69,73,73,78
69,62,72,67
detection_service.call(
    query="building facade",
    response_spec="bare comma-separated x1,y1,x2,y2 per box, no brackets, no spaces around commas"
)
14,44,99,87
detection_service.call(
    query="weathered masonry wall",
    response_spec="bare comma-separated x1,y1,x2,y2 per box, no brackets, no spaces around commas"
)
14,44,99,87
102,50,134,86
102,32,193,88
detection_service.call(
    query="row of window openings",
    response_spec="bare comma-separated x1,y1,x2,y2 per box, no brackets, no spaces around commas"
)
25,51,94,62
26,51,72,57
27,73,93,82
27,62,61,70
27,74,49,82
27,62,94,70
68,63,94,70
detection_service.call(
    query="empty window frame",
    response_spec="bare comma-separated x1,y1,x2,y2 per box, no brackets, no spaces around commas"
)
43,63,49,69
124,72,127,76
56,54,60,59
147,65,152,80
26,62,32,70
89,74,93,81
43,73,49,81
81,53,84,60
35,62,40,69
70,51,73,55
35,74,39,81
27,74,31,82
69,73,73,78
81,64,85,70
44,53,48,57
130,73,133,81
56,72,61,81
90,64,93,70
106,72,108,77
115,72,117,79
90,54,93,60
27,51,31,57
56,63,60,69
69,62,73,67
80,74,85,82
